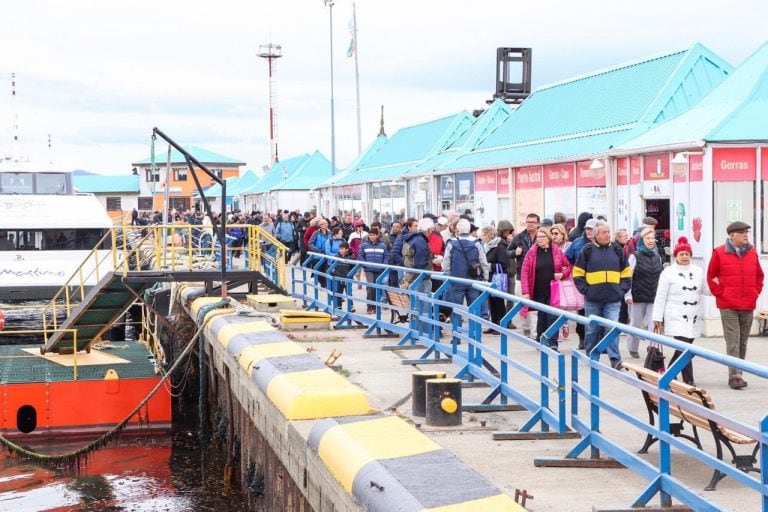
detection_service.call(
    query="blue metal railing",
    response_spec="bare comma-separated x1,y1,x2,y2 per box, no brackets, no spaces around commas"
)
289,253,768,511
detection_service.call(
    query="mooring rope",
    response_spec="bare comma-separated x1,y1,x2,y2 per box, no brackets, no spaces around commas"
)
195,299,231,446
0,318,208,469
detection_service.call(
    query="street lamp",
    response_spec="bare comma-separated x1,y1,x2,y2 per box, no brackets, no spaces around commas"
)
417,176,429,191
324,0,336,176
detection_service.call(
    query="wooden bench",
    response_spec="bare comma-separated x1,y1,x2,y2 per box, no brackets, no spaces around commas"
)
622,362,760,491
386,289,411,324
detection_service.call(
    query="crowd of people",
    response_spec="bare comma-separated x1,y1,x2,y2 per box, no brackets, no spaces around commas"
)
132,205,763,390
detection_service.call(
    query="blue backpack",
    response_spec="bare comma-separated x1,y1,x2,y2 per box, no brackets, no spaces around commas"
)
449,239,483,280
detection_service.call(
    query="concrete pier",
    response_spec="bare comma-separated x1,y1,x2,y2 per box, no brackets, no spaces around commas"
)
181,286,522,511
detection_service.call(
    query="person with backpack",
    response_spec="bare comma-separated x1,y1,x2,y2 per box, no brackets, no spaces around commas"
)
566,217,597,349
358,228,388,313
401,218,434,289
443,219,489,328
573,220,632,369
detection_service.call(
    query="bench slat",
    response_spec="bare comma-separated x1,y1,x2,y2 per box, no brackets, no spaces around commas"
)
622,362,754,445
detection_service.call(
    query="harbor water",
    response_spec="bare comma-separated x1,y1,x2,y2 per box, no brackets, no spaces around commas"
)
0,301,250,511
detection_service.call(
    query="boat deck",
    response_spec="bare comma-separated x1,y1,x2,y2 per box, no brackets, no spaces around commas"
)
0,341,158,383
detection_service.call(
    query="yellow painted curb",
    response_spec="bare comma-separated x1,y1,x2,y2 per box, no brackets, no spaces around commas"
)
266,369,370,421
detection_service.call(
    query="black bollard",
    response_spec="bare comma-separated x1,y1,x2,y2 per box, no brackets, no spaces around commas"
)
425,378,462,427
411,371,447,416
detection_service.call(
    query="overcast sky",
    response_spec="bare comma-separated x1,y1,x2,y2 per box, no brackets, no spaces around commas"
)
1,0,766,175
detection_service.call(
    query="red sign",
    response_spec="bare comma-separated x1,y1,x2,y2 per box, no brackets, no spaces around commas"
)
630,156,641,185
689,154,703,182
475,170,497,192
761,149,768,181
497,169,510,194
515,166,543,190
712,147,756,181
576,160,606,187
643,153,669,181
543,163,575,188
616,158,628,186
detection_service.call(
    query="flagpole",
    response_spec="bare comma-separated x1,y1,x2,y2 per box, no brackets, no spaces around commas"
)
352,2,362,155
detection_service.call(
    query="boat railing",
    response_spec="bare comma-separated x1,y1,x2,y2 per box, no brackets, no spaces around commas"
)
40,224,286,344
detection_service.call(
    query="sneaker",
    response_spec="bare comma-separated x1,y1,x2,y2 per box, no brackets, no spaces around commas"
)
728,377,748,390
578,339,585,350
629,351,640,359
509,323,518,330
523,329,532,337
610,358,624,370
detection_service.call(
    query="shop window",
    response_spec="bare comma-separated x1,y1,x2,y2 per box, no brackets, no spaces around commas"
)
106,197,122,211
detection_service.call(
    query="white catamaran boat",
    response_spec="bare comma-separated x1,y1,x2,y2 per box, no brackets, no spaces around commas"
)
0,168,114,300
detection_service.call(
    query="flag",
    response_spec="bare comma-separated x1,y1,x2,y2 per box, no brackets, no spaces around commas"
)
346,5,356,58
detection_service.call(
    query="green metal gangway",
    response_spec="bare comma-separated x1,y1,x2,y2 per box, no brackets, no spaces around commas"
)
41,224,287,354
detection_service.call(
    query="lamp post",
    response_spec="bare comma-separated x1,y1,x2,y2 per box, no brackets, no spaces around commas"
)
324,0,336,176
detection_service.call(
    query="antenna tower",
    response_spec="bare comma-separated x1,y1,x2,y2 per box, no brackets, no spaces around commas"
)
258,43,282,165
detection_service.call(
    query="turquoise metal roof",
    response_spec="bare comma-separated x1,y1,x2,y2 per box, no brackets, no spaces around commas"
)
404,100,514,176
444,129,633,172
241,154,311,195
321,112,473,187
132,145,245,166
240,151,333,194
619,41,768,148
73,174,140,193
276,151,334,190
476,44,731,151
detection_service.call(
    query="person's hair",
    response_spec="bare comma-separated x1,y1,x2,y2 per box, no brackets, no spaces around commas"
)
480,225,497,239
526,213,541,222
550,223,566,238
537,227,552,242
456,218,471,234
553,212,567,224
594,220,610,233
641,227,655,239
418,217,434,233
613,228,628,241
368,228,380,236
338,242,350,250
332,226,343,236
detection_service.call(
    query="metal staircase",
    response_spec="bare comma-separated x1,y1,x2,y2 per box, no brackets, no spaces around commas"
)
41,225,288,354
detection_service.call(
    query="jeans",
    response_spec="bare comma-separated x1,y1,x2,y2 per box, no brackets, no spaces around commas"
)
584,300,622,362
365,271,382,309
449,282,482,328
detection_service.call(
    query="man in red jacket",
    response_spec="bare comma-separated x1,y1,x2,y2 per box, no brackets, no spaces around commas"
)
707,221,764,389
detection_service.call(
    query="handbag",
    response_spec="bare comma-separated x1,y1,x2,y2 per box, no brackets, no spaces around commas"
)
491,263,508,292
644,343,665,373
551,278,584,311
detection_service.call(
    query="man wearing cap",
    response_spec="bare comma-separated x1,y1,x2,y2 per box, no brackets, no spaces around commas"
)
707,221,764,390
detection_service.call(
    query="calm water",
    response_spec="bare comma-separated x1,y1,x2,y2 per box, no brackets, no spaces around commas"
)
0,302,251,511
0,431,250,511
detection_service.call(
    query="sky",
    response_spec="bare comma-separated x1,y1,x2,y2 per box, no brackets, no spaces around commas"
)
1,0,766,176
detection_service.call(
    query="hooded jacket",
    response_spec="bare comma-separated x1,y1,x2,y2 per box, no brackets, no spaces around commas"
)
568,212,593,242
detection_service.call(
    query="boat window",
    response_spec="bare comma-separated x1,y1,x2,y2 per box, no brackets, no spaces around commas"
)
35,173,68,194
0,173,34,194
0,229,108,250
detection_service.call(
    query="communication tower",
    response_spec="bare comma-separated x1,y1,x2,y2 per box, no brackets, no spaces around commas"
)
258,44,283,165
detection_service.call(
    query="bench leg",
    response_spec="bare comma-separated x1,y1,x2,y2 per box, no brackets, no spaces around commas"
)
638,433,657,454
705,435,728,491
705,469,726,491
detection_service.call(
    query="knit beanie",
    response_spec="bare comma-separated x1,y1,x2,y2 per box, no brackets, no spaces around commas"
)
673,236,693,257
